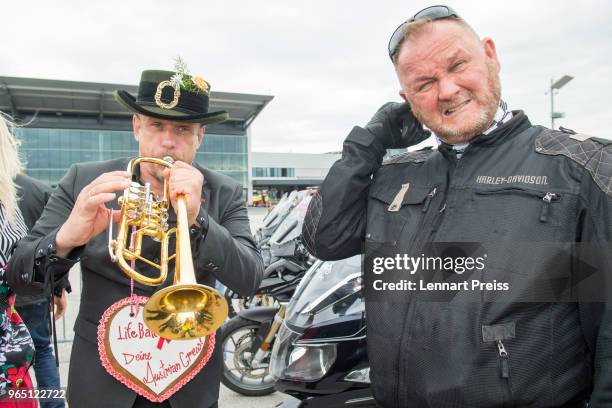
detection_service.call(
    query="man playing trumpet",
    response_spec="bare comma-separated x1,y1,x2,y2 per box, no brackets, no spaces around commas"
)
8,63,264,408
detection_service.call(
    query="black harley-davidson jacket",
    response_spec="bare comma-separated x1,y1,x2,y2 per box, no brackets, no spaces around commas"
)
302,111,612,407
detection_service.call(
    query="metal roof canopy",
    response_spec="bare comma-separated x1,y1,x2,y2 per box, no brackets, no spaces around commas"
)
0,76,273,133
253,179,323,187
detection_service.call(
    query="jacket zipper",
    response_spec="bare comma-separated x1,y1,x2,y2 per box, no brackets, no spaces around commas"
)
430,202,446,235
497,340,509,378
394,186,439,252
497,340,514,403
476,189,562,224
427,152,461,241
539,192,560,222
475,187,543,198
421,187,437,213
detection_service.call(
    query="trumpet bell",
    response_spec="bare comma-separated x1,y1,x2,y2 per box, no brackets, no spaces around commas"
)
144,284,228,340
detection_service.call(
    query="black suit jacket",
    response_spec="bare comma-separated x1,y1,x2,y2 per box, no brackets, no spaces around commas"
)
8,158,263,408
14,173,71,306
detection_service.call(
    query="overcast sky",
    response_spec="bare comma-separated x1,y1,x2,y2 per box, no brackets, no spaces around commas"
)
1,0,610,152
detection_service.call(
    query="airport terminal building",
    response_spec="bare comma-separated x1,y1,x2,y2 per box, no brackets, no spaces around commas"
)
1,75,352,204
250,151,341,199
0,76,273,199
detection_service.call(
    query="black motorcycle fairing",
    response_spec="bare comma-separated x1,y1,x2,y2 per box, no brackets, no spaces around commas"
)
237,306,279,323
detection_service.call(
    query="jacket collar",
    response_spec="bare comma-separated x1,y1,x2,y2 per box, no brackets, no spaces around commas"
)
437,110,531,159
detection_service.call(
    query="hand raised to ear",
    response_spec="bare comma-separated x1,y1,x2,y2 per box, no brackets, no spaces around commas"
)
365,102,431,149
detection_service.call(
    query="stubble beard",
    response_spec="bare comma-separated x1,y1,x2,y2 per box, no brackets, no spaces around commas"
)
411,62,501,145
143,152,184,182
139,152,174,190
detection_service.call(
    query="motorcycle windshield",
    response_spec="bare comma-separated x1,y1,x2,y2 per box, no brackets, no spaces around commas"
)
285,255,365,329
262,191,297,232
269,194,312,246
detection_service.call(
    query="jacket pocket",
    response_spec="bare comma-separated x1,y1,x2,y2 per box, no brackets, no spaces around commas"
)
480,305,586,406
482,321,516,403
475,187,562,224
468,187,566,241
367,183,438,245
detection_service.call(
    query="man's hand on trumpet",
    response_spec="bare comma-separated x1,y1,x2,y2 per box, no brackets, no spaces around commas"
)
55,171,130,257
163,160,205,227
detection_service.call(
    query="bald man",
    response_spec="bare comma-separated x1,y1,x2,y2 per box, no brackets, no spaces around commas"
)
303,5,612,407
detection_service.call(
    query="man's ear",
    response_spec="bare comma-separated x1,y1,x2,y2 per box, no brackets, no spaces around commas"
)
482,37,500,73
399,90,409,103
132,114,141,142
197,125,206,146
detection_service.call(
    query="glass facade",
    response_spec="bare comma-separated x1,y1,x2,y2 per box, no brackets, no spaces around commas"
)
252,167,295,178
198,134,249,186
17,128,249,186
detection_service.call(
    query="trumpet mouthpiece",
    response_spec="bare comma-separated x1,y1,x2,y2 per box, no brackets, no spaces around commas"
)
163,156,175,164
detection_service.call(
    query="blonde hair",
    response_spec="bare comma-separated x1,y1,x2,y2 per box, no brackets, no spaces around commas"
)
0,112,24,227
392,17,481,65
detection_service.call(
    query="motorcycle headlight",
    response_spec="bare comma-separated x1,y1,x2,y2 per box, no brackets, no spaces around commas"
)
270,324,337,382
283,344,336,381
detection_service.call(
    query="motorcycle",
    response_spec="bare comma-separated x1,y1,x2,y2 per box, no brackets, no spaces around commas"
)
258,189,312,266
220,195,315,396
270,255,375,407
255,191,296,247
224,189,312,318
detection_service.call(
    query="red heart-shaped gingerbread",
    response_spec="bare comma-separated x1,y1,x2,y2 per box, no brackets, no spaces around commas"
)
97,296,215,402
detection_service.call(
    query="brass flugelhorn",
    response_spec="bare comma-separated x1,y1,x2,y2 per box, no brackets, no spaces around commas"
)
109,156,228,340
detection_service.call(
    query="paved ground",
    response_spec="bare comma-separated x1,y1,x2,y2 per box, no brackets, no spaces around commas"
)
51,207,287,407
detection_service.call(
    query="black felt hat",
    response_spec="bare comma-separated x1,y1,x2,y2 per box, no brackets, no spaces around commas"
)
115,70,228,124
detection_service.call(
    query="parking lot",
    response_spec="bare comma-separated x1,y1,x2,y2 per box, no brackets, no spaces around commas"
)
55,206,288,407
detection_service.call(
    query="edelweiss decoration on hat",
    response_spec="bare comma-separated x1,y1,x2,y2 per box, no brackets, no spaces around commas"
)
115,57,229,124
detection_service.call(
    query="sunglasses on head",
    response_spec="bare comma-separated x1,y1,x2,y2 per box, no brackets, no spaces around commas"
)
388,5,460,62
